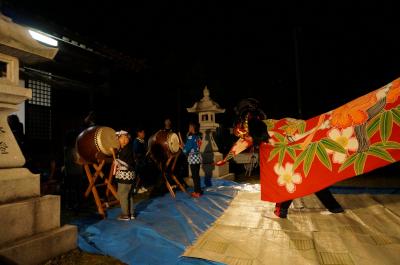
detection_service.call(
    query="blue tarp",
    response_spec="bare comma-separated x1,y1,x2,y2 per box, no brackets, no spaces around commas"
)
71,178,399,265
72,178,238,265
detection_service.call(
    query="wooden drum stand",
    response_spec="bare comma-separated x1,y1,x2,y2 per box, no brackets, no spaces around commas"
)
83,158,119,218
161,149,188,198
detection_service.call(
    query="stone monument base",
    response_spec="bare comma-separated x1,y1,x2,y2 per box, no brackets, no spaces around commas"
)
0,168,77,264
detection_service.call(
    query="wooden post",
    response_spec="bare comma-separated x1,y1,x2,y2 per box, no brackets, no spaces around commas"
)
82,160,119,218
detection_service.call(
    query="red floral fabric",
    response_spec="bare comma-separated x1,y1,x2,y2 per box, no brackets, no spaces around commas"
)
260,78,400,202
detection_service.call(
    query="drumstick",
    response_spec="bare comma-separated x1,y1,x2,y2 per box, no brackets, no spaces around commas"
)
110,147,117,175
178,132,184,149
110,147,117,161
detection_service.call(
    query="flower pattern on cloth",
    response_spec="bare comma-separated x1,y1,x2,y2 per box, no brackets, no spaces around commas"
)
274,162,302,193
220,77,400,202
327,127,359,164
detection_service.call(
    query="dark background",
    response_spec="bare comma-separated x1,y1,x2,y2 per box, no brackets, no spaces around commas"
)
2,1,400,162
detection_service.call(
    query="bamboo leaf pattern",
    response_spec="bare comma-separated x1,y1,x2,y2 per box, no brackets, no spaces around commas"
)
367,146,395,162
268,146,281,161
291,144,302,150
354,152,367,175
321,138,346,154
293,146,309,170
264,119,276,130
380,111,393,142
278,147,286,167
303,143,317,177
316,142,332,171
274,132,285,143
298,121,306,134
286,147,296,160
339,153,358,172
372,141,400,149
266,102,400,179
367,115,380,138
392,108,400,126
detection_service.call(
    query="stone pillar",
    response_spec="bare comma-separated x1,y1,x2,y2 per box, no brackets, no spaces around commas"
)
0,48,76,265
0,86,29,167
199,129,230,180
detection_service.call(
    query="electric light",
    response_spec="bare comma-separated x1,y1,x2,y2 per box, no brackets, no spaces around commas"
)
28,30,58,47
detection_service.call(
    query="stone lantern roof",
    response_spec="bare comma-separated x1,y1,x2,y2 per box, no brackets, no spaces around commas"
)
0,13,58,64
187,86,225,113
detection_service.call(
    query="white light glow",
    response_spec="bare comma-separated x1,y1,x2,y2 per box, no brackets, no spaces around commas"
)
28,30,58,47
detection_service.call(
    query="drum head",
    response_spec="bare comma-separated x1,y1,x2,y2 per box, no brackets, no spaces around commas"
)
96,127,119,155
167,133,180,153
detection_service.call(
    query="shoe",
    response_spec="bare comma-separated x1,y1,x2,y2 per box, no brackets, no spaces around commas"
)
138,187,148,194
321,208,344,215
330,207,345,213
117,214,130,221
320,210,333,215
130,214,136,220
191,192,201,198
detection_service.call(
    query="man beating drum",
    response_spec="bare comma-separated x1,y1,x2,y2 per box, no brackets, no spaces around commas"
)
113,130,137,221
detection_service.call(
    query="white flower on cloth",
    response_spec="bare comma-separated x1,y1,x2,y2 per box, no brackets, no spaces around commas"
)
274,162,302,193
327,127,359,164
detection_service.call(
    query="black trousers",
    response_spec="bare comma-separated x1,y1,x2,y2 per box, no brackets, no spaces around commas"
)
190,164,202,193
275,187,343,218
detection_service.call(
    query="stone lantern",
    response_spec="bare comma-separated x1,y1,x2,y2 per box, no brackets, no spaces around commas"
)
187,86,233,180
0,15,76,264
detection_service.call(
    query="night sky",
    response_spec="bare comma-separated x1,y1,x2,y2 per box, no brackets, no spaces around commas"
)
3,1,400,131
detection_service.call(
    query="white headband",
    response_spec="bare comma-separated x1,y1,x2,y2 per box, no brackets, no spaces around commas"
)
115,130,128,136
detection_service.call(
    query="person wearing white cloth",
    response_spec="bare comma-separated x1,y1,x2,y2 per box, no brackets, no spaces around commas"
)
114,130,136,220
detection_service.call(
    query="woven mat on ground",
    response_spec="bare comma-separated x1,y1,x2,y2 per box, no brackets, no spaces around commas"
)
183,191,400,265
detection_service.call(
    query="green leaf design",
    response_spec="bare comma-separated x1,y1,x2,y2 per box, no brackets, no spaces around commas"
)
339,153,358,172
278,147,286,167
392,108,400,126
286,147,296,160
278,125,288,131
303,143,317,177
380,111,393,142
274,132,286,143
367,146,395,162
291,144,302,150
264,119,276,130
268,146,281,161
372,141,400,149
298,121,306,134
321,138,346,154
316,142,332,171
293,147,309,170
354,152,367,175
367,115,380,138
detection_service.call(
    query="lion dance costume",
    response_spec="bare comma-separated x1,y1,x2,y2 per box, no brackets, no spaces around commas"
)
217,78,400,203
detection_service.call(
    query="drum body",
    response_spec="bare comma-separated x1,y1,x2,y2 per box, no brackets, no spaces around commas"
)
154,130,180,156
76,126,119,163
148,130,181,164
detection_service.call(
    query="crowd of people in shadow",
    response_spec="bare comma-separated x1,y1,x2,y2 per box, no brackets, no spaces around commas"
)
7,110,239,219
42,113,212,217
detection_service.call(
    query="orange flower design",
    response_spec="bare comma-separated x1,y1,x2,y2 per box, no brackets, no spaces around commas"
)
331,91,379,128
387,78,400,104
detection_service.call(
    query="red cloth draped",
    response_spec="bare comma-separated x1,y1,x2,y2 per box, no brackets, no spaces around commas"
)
260,78,400,202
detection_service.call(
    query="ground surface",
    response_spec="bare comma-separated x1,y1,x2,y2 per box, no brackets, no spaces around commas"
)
43,163,400,264
42,249,126,265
